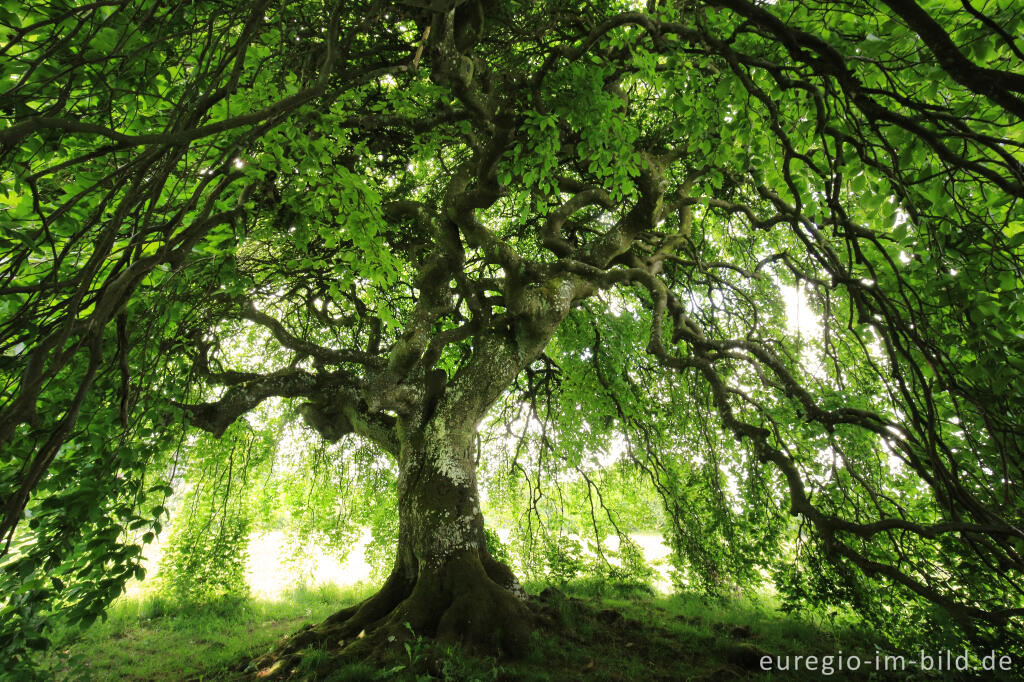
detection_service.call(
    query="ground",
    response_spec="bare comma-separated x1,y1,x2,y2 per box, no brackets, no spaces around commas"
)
37,579,949,681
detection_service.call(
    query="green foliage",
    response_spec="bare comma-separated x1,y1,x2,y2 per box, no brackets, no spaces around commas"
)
4,0,1024,670
363,491,401,582
482,527,511,567
394,623,504,682
328,662,395,681
540,534,587,584
151,422,269,602
157,494,251,603
610,536,655,586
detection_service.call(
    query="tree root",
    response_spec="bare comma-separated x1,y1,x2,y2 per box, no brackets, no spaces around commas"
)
244,550,534,679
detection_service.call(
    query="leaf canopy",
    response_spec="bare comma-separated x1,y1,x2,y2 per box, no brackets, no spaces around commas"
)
2,0,1024,669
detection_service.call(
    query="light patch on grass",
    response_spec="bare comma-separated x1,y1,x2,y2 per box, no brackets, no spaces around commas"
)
246,529,373,598
42,583,376,681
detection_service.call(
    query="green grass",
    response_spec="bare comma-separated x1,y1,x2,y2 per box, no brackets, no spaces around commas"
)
504,580,889,682
39,582,375,681
37,580,951,681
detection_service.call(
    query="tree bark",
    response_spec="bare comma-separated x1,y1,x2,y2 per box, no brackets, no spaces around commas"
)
248,410,532,678
248,282,585,677
385,417,532,654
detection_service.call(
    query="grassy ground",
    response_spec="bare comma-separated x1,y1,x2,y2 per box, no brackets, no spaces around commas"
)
507,581,884,681
38,580,957,681
40,583,376,681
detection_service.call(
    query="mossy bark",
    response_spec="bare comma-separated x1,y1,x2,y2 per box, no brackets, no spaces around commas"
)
249,282,584,678
247,415,532,679
386,417,532,654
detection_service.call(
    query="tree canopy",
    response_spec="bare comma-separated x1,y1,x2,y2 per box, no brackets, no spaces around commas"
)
2,0,1024,674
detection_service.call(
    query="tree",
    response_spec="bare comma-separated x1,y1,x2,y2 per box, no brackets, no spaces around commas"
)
2,0,1024,674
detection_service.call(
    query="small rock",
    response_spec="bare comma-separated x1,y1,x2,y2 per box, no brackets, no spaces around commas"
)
730,625,752,639
538,587,566,602
725,642,772,670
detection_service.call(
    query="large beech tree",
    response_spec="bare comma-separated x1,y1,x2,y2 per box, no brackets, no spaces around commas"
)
2,0,1024,674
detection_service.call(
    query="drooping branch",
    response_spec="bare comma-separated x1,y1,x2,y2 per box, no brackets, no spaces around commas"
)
707,0,1024,196
241,302,386,370
174,370,323,438
876,0,1024,120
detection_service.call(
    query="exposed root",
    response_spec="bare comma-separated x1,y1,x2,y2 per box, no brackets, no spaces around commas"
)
244,550,534,679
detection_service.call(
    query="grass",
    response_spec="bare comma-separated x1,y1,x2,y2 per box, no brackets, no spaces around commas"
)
39,582,376,681
502,580,890,682
37,579,969,681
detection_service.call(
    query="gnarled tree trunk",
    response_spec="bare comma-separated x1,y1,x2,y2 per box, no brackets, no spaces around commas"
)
249,415,532,679
385,416,531,654
248,283,585,677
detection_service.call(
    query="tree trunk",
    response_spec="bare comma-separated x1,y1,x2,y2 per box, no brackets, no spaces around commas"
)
386,416,532,653
248,413,533,678
249,294,581,676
